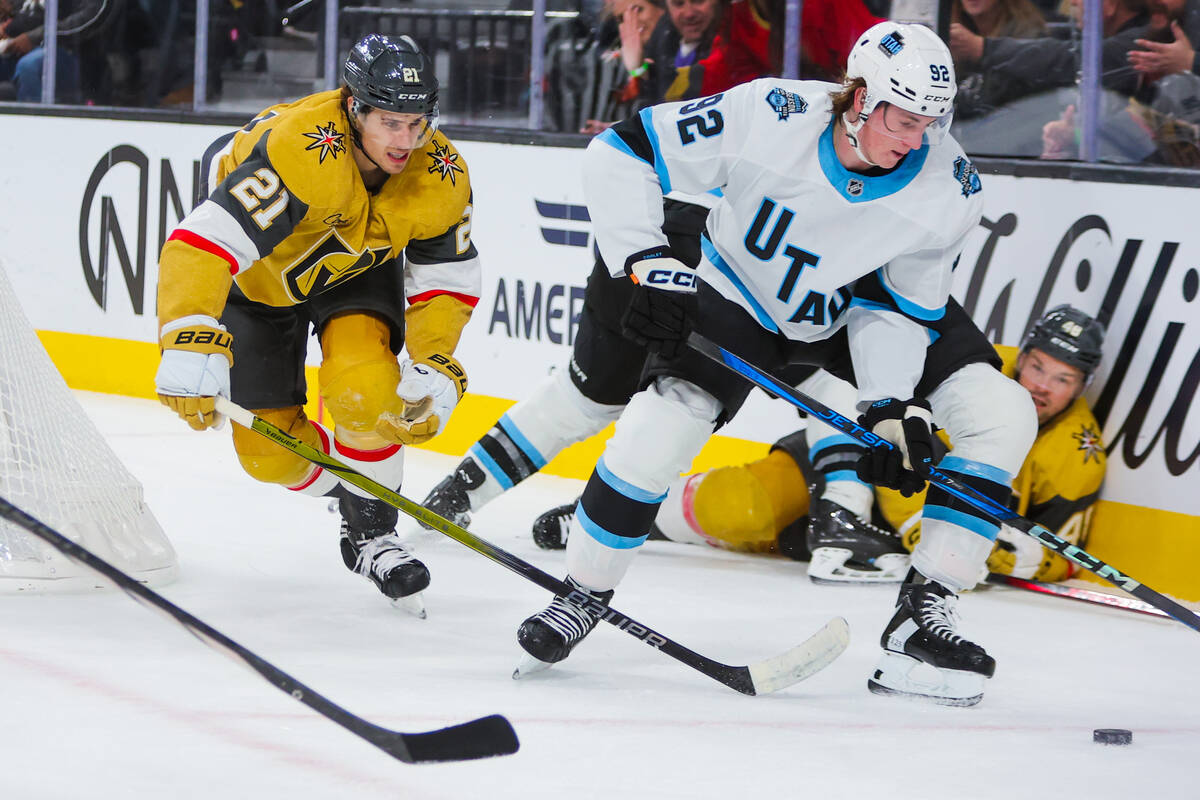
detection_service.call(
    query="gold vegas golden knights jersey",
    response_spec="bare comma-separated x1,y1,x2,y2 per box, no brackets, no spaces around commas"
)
876,345,1107,581
157,89,481,359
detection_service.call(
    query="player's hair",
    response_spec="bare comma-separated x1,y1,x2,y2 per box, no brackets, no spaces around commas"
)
829,77,866,120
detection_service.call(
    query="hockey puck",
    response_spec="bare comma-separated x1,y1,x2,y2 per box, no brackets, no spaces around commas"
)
1093,728,1133,745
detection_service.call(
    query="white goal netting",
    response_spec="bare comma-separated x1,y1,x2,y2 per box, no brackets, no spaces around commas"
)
0,260,178,591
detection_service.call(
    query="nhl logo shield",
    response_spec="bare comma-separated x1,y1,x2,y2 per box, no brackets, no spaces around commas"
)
847,179,864,197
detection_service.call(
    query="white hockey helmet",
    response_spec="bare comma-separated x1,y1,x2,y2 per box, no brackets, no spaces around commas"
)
844,22,956,145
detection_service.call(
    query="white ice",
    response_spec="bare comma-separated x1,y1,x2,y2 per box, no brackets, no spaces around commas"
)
2,392,1197,799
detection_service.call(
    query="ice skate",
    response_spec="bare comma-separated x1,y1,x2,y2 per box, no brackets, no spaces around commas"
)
868,572,995,706
513,576,613,678
420,457,493,530
533,500,666,550
805,499,908,584
334,491,430,617
531,502,575,550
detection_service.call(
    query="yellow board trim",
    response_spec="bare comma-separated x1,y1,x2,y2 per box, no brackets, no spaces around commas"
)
38,330,1199,600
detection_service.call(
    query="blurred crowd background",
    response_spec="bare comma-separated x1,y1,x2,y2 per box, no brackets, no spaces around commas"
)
2,0,1198,167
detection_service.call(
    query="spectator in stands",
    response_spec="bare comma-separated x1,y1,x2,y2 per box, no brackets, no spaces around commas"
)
578,0,665,134
1128,0,1200,79
955,0,1151,119
1042,0,1200,164
0,0,118,103
948,0,1049,72
723,0,880,80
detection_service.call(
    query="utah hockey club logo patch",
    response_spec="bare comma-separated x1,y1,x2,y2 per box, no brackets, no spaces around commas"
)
878,31,904,57
765,87,808,121
953,156,982,197
303,121,346,163
846,178,864,197
1073,424,1104,464
427,139,463,185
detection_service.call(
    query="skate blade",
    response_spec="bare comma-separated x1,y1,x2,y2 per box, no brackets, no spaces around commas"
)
808,549,908,585
389,593,427,619
512,652,554,680
867,651,985,707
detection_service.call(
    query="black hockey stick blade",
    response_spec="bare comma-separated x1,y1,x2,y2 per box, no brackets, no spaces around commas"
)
0,494,519,764
216,397,849,696
985,573,1172,619
687,331,1200,635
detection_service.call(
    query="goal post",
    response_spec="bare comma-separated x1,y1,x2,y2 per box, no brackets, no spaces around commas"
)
0,260,178,591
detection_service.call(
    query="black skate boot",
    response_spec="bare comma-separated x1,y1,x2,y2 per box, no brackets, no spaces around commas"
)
868,570,995,706
804,499,908,584
532,500,668,550
334,488,430,616
513,576,614,677
420,457,492,529
531,502,575,550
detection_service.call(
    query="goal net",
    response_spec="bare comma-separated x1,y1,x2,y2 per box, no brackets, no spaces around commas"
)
0,260,178,591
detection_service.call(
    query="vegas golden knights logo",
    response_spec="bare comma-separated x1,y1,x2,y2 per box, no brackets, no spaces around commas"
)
282,229,391,301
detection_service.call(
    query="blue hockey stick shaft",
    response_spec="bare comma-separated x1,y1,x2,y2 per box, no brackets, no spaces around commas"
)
687,331,1200,635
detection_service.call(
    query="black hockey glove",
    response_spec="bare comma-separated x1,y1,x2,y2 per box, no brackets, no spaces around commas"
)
855,397,935,497
620,250,698,361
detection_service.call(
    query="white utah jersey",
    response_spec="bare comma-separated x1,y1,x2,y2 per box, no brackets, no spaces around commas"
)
582,78,984,403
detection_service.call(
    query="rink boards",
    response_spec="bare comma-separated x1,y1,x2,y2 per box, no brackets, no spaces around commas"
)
0,109,1196,600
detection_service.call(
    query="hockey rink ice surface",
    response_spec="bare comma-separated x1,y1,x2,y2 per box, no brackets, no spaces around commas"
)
2,392,1198,799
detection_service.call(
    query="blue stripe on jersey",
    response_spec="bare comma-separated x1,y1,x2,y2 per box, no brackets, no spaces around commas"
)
816,119,928,203
638,106,673,194
576,503,649,549
701,235,780,332
497,414,547,469
469,443,514,490
596,127,650,166
940,456,1013,487
596,456,668,504
922,504,1000,541
873,268,946,321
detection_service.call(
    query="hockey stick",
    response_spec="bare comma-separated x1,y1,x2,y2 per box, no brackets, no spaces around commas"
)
686,331,1200,635
985,573,1170,619
216,397,849,696
0,494,518,764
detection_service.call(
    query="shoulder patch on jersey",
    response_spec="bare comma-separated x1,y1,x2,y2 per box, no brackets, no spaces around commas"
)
953,156,981,197
765,87,808,121
302,121,346,163
1072,423,1104,464
427,139,464,185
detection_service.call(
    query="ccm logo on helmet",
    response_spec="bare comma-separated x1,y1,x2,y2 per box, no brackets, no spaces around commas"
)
394,93,430,100
924,94,950,102
645,269,697,289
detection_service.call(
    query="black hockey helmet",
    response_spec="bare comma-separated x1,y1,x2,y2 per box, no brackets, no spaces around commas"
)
1021,305,1105,377
343,33,439,117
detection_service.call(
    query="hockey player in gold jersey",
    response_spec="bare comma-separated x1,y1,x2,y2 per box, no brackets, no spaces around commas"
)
154,34,481,612
541,305,1107,587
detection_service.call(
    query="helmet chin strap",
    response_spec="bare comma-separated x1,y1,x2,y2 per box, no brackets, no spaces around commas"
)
841,110,879,168
346,100,388,173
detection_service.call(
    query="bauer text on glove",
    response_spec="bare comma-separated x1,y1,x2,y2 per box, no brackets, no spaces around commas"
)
377,353,467,445
155,315,233,431
856,397,935,497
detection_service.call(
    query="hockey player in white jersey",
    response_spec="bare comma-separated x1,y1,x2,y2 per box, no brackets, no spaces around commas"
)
515,22,1037,706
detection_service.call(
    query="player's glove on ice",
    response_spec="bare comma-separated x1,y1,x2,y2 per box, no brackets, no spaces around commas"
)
377,353,467,445
987,524,1046,579
620,250,697,360
856,397,935,497
155,315,233,431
